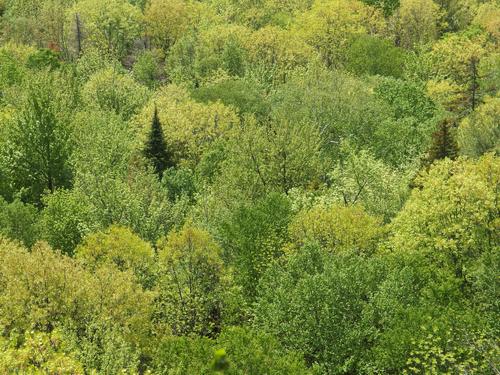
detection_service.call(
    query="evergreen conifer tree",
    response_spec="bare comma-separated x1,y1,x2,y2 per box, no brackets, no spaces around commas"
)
144,105,173,178
427,118,459,163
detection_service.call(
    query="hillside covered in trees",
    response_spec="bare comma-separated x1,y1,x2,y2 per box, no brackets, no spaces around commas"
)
0,0,499,373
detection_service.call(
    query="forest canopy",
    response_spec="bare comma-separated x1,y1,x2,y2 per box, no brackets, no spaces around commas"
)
0,0,498,373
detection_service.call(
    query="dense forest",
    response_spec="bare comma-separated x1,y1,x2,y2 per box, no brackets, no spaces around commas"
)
0,0,498,373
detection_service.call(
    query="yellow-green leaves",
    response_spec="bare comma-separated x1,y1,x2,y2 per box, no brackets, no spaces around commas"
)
82,67,150,120
390,154,499,263
289,204,384,254
136,85,239,167
391,0,443,49
144,0,205,52
67,0,143,58
293,0,386,67
76,225,155,287
458,95,500,157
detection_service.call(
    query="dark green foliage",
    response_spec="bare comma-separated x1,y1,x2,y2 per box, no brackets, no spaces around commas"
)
347,35,406,78
0,197,39,247
191,78,270,120
374,77,436,122
162,166,196,202
254,244,384,372
212,348,230,372
219,193,292,300
427,118,459,163
0,50,24,91
221,36,246,77
152,327,310,374
360,0,399,15
39,189,94,256
26,48,61,70
143,106,174,178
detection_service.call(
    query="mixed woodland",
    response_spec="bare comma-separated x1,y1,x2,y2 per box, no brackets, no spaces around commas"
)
0,0,499,373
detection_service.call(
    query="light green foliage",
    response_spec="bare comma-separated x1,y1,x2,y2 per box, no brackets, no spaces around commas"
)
473,2,500,42
207,0,312,29
81,67,150,120
244,25,315,85
75,46,121,82
289,204,384,255
132,49,163,88
135,85,240,167
167,24,250,86
329,145,411,220
217,116,324,198
0,44,29,96
0,238,154,373
404,326,499,374
391,0,444,49
71,110,181,243
1,0,499,372
144,0,202,52
66,0,143,58
458,95,500,157
293,0,386,67
0,329,84,374
1,0,74,49
425,30,492,114
76,225,155,288
390,154,499,280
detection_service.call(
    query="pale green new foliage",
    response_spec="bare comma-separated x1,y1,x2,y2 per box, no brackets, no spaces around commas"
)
458,95,500,157
390,154,499,276
391,0,443,49
293,0,386,67
2,70,74,204
82,67,150,120
404,326,499,374
76,225,155,288
0,237,154,373
0,329,84,374
289,203,384,255
66,0,143,58
329,144,411,221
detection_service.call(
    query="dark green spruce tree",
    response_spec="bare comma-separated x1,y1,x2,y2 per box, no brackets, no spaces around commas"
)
144,106,174,178
426,118,459,164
